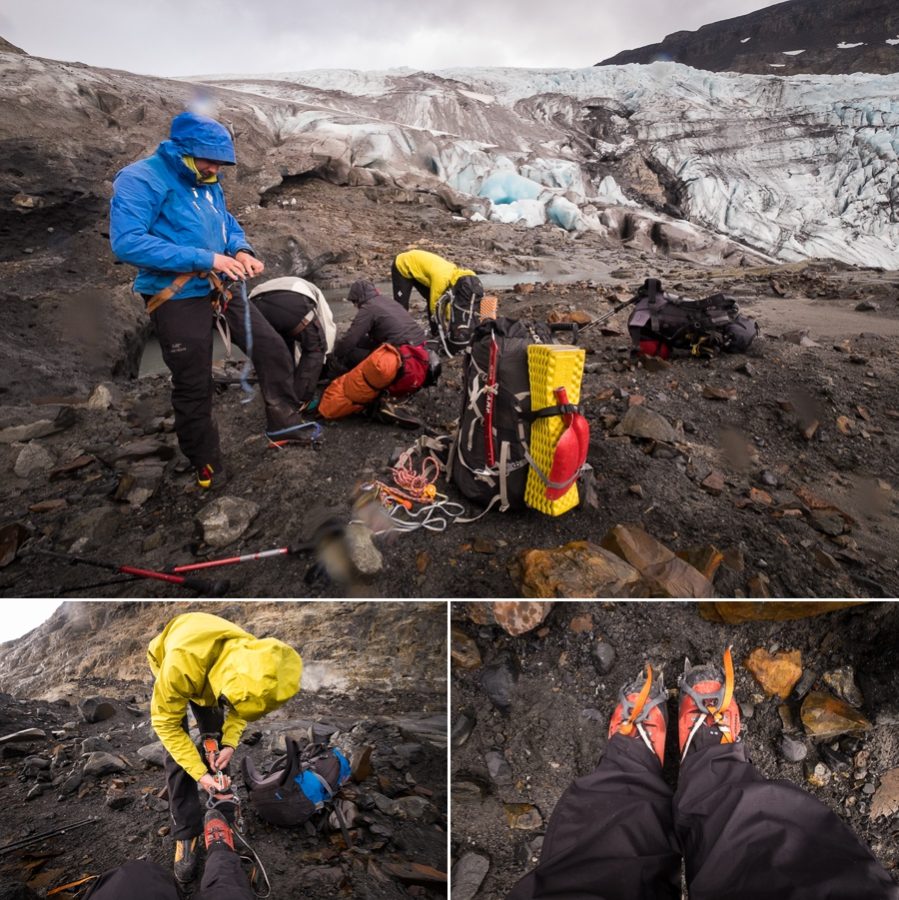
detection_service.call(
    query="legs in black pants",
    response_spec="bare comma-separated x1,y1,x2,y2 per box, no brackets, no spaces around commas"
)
511,735,898,900
150,292,304,470
84,852,253,900
164,702,225,841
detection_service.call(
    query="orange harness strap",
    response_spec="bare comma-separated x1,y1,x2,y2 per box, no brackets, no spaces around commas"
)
618,665,654,736
146,271,232,315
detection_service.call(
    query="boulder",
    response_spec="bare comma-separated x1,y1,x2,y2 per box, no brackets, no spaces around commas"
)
451,853,490,900
800,692,871,740
83,751,128,777
511,542,643,598
78,697,117,724
700,602,865,623
13,442,55,478
466,601,555,636
196,496,260,548
744,648,803,699
613,406,680,443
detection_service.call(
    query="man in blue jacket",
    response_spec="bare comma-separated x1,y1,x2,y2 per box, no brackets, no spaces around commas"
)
110,111,315,488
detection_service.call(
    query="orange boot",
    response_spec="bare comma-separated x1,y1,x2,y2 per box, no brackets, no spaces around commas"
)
678,645,741,761
608,665,668,766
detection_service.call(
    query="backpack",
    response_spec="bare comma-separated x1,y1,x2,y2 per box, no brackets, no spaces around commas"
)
627,278,758,357
241,738,351,827
249,276,338,360
449,317,585,512
432,275,484,356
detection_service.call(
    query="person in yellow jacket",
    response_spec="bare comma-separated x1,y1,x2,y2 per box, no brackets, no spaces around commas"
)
391,248,484,320
147,612,302,883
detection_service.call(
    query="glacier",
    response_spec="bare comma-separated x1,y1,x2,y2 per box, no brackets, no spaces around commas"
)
192,63,899,267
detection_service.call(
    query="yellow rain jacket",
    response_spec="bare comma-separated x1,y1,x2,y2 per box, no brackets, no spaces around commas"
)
147,612,302,781
394,249,476,313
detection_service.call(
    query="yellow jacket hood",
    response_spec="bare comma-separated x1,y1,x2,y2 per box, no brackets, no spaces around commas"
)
147,612,302,780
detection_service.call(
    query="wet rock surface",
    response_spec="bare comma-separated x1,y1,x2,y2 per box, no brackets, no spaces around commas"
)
0,604,446,899
451,601,899,897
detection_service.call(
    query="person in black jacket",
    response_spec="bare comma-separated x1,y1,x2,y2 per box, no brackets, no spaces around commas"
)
332,280,426,372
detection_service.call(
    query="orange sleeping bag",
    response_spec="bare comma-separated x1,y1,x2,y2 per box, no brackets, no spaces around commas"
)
319,344,403,419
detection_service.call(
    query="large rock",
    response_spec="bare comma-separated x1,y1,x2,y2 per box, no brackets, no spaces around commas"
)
511,542,643,597
700,602,865,623
466,601,555,636
744,648,803,699
344,523,383,577
800,692,872,740
78,697,117,724
83,751,128,777
613,406,680,443
137,741,167,768
13,442,55,478
196,496,260,548
451,853,490,900
600,525,713,598
451,626,482,669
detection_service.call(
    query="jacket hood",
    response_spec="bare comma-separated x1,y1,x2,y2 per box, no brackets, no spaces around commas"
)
347,280,380,306
169,111,236,165
207,637,302,720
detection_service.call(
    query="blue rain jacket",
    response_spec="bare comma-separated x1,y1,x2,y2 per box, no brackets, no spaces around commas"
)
110,112,252,300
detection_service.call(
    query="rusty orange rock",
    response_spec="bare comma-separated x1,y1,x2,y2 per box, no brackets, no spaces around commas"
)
744,648,803,699
800,691,872,740
700,601,866,623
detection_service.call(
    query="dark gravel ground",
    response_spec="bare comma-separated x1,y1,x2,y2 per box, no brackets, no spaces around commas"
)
450,600,899,898
0,686,447,899
2,181,899,599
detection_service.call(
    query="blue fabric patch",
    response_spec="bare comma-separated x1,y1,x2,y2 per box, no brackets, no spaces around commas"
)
334,749,351,785
295,770,329,807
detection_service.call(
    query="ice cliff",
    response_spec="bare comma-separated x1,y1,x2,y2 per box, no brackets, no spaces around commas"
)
198,63,899,268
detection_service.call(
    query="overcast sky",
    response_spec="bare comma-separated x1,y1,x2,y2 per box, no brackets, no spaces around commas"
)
0,600,60,643
2,0,781,77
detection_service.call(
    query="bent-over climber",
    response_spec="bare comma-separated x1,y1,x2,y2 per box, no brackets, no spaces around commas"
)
147,611,301,883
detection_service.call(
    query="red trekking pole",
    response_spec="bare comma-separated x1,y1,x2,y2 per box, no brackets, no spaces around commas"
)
31,548,230,596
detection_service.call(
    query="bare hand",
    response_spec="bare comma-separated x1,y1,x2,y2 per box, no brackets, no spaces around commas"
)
212,253,248,281
199,772,232,794
235,251,264,277
213,747,234,770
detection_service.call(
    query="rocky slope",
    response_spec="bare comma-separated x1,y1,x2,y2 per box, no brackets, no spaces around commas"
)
0,601,447,700
0,601,447,899
598,0,899,75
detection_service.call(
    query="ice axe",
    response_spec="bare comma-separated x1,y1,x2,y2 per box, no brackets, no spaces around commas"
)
578,295,640,334
166,509,346,577
28,547,230,596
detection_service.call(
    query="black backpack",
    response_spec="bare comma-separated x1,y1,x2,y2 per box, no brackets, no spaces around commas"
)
432,275,484,356
241,738,350,827
627,278,758,356
449,316,575,511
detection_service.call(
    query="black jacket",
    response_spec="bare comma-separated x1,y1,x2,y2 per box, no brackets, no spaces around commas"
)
334,282,426,363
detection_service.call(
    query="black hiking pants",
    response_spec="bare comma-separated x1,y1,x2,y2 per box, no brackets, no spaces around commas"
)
165,702,228,841
509,735,899,900
391,260,430,311
149,291,303,470
85,851,253,900
251,290,327,404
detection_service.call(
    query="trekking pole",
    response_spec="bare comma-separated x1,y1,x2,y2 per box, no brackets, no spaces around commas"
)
578,295,640,334
166,515,345,575
0,818,100,856
29,548,230,596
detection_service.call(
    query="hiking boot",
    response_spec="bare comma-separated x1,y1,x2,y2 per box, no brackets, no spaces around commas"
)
204,809,235,852
371,399,423,430
173,836,199,882
196,464,227,490
607,665,668,766
678,645,741,761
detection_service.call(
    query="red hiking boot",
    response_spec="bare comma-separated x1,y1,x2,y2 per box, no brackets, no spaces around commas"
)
678,645,741,761
608,665,668,766
204,809,235,852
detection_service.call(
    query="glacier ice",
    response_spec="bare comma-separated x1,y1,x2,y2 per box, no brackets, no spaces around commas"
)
187,61,899,268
